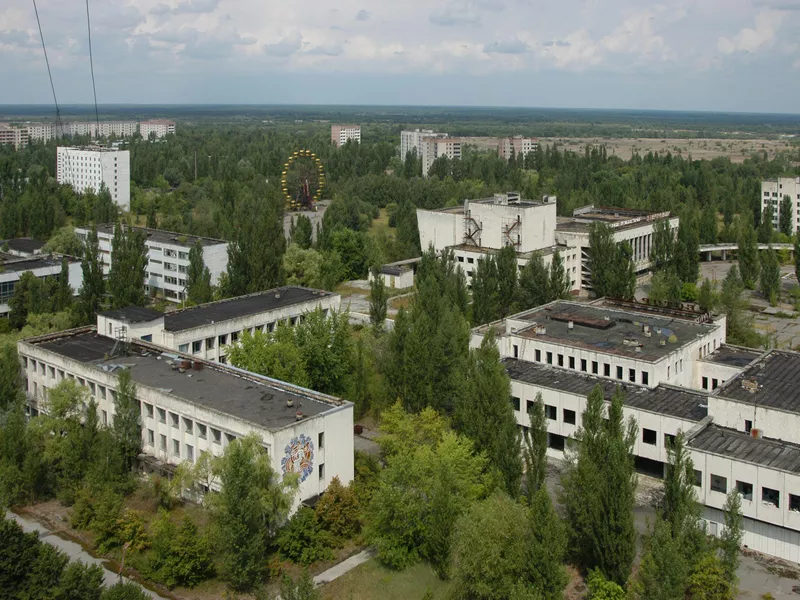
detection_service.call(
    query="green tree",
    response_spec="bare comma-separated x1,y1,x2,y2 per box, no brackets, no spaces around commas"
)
522,392,547,501
112,369,142,472
759,206,774,244
212,434,298,590
587,569,627,600
77,225,106,324
649,269,683,305
55,560,104,600
517,251,551,310
698,278,717,313
450,493,531,600
276,506,334,565
101,582,150,600
369,266,388,333
496,245,519,317
719,490,743,584
186,241,213,305
549,250,572,300
526,488,569,599
738,220,760,289
759,246,781,306
43,226,84,257
561,385,637,585
278,568,321,600
283,244,323,288
675,213,700,285
314,476,360,543
108,224,147,309
780,195,793,237
455,330,522,496
685,554,733,600
54,257,74,313
589,223,618,298
292,215,314,249
8,271,37,329
651,219,675,270
471,255,500,325
0,343,22,411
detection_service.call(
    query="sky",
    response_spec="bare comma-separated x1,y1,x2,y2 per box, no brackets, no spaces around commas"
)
1,0,800,113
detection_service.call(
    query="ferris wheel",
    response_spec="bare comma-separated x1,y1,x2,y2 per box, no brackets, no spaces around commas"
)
281,150,325,211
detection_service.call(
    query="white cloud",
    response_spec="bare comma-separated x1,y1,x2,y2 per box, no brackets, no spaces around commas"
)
717,10,782,54
484,38,528,54
263,31,303,57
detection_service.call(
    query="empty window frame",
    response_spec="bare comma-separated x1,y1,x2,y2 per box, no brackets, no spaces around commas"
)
563,409,576,425
545,405,557,420
710,474,727,494
511,396,521,411
642,428,657,445
736,481,753,501
762,487,780,508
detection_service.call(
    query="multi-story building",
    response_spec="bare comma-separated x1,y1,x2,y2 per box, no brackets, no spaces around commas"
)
18,327,354,505
330,124,361,147
0,254,83,317
400,129,438,160
96,286,340,363
420,137,463,176
0,123,29,149
57,147,131,211
498,136,538,160
470,299,800,563
0,237,45,258
74,224,228,303
139,120,176,139
762,177,800,233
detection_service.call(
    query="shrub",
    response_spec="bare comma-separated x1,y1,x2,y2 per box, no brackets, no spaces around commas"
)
148,510,213,589
101,581,150,599
118,510,149,553
277,507,334,566
315,476,360,544
69,487,95,529
91,488,124,554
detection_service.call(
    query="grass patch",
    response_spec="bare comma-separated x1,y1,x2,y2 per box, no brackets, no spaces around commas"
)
320,559,453,600
368,208,393,240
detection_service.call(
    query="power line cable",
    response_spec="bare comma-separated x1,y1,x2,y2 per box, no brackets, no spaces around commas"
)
31,0,62,137
85,0,100,136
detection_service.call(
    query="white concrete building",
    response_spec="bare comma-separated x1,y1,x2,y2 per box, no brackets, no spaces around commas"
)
498,136,538,161
96,286,341,363
0,238,45,257
0,123,29,149
18,328,354,505
420,137,462,176
57,147,131,211
330,124,361,147
0,255,82,317
762,177,800,233
74,225,228,304
139,120,176,139
400,129,438,161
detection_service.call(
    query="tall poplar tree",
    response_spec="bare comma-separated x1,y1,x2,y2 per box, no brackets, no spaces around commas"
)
737,219,760,290
651,219,675,270
562,385,637,585
549,250,572,299
369,266,388,333
517,251,550,310
470,255,500,325
780,195,793,237
759,246,781,306
112,369,142,471
186,241,212,305
522,392,548,501
759,206,774,244
589,223,618,298
53,257,74,313
108,224,147,309
496,245,518,318
77,224,106,324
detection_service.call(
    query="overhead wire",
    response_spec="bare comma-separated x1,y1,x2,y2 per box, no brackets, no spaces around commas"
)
85,0,100,137
31,0,62,137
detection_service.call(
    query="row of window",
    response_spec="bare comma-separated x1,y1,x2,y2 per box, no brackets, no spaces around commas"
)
511,396,577,424
522,346,651,386
706,474,800,511
25,357,119,403
177,316,311,355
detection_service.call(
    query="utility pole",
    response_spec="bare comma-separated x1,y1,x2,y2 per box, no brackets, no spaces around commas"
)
194,149,197,181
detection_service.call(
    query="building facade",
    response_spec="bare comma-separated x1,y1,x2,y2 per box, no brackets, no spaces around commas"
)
96,286,341,363
0,124,29,149
139,120,176,139
0,255,83,317
18,328,354,505
762,178,800,233
330,125,361,147
497,136,538,160
74,225,228,303
57,147,131,211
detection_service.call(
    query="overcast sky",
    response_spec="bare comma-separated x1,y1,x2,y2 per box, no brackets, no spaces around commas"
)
1,0,799,113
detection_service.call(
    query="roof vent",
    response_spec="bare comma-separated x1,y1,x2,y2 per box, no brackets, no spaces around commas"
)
275,293,281,299
568,321,574,330
295,411,304,421
659,339,666,347
535,325,547,335
751,428,763,439
286,399,294,408
742,379,759,393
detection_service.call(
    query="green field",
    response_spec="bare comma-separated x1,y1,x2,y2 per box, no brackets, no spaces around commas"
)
320,559,453,600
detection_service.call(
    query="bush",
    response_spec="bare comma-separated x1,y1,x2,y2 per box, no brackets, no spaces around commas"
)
277,507,335,566
148,510,214,589
586,569,626,600
315,476,360,544
91,488,124,554
70,487,95,529
101,581,150,600
118,510,149,553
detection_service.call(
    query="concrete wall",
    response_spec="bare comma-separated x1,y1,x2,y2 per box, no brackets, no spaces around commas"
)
417,209,461,253
707,397,800,444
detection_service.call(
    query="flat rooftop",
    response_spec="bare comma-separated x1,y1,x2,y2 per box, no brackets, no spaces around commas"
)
504,358,707,421
513,301,717,362
0,255,79,274
0,238,45,254
100,306,164,324
700,345,761,369
31,330,343,431
164,286,334,332
716,351,800,413
90,224,226,247
689,424,800,474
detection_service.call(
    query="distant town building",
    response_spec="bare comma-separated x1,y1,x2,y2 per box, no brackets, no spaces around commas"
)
0,123,29,149
139,120,176,139
0,254,82,317
57,147,131,211
497,136,538,160
74,224,228,303
762,177,800,233
330,124,361,147
400,129,439,160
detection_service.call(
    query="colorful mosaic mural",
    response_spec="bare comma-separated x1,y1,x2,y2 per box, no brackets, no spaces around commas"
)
281,434,315,482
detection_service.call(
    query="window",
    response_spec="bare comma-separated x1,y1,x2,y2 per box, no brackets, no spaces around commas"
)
165,262,177,272
642,372,649,386
581,359,587,372
172,439,180,457
183,417,194,434
170,413,179,429
557,354,564,367
592,361,598,375
231,331,240,342
712,379,718,390
702,377,708,390
99,385,106,400
89,382,96,396
319,463,325,480
736,481,753,501
58,369,64,381
667,366,670,378
535,349,541,362
211,428,222,444
178,343,189,353
642,428,657,445
567,356,574,369
318,432,325,449
545,405,557,420
629,368,636,383
467,257,474,264
457,256,464,262
693,470,702,487
144,403,154,418
40,362,45,375
604,363,610,377
178,251,189,260
225,433,236,444
762,487,780,508
192,340,202,353
157,408,166,423
206,337,215,350
48,365,55,379
160,434,167,451
198,424,207,439
616,366,623,380
664,433,676,448
564,409,576,425
147,429,154,446
745,420,752,433
102,410,108,425
218,334,227,346
511,396,521,411
790,494,800,512
186,444,194,462
513,345,519,359
546,352,553,365
710,474,727,494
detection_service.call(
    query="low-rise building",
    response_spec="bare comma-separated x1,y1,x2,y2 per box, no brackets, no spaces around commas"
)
18,328,354,504
0,238,45,257
96,286,341,362
74,225,228,303
330,124,361,147
57,147,131,211
762,177,800,233
0,255,83,317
